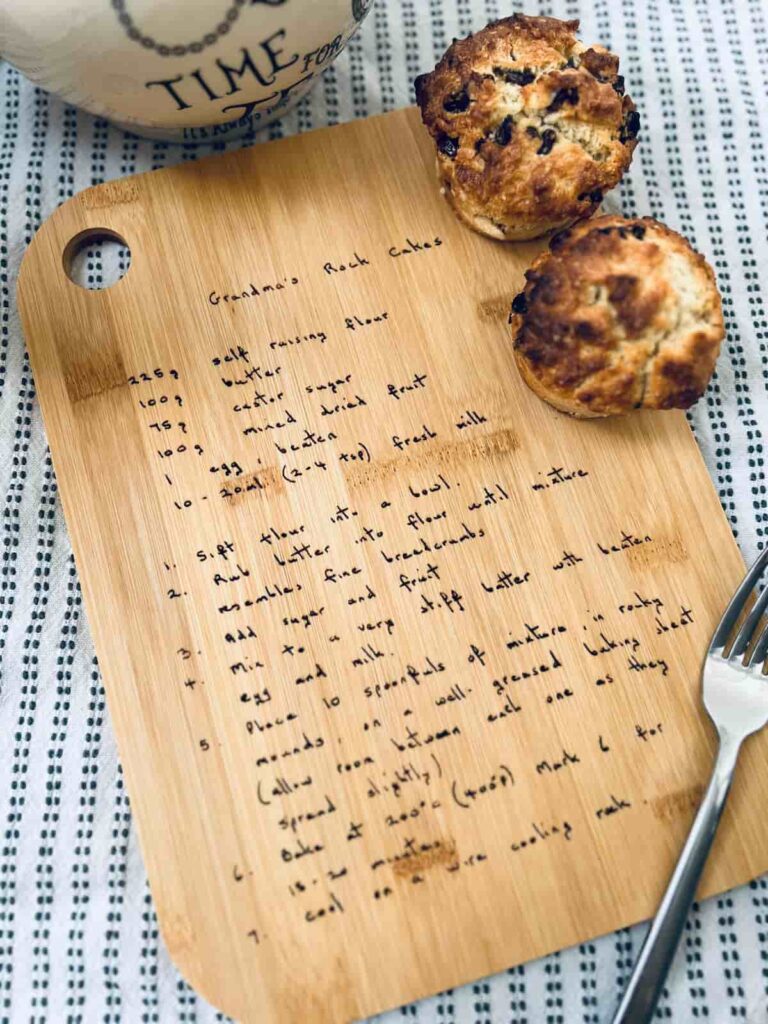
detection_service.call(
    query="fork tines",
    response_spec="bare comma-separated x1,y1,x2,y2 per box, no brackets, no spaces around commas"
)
710,547,768,668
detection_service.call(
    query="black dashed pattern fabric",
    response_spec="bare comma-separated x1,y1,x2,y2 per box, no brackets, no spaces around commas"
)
0,2,766,1021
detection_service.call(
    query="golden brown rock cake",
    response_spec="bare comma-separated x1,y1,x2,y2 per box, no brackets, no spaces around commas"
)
510,215,724,416
415,14,639,240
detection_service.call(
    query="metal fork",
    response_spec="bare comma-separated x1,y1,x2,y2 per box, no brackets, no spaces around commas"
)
611,546,768,1023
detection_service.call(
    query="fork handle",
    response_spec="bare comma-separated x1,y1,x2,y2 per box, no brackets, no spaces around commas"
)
610,731,742,1023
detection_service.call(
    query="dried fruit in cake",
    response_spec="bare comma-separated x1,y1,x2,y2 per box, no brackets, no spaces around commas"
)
415,14,639,240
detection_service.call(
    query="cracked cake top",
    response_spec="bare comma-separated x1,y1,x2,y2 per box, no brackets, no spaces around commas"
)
415,14,639,240
509,215,724,416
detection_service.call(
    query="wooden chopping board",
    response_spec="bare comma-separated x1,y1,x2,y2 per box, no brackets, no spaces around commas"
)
17,106,767,1024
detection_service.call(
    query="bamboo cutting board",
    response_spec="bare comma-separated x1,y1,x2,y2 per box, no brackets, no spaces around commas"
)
17,107,768,1023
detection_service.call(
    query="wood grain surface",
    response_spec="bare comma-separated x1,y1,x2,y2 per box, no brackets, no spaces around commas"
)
16,106,766,1024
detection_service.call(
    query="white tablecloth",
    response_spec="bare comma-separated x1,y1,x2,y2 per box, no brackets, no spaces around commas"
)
1,1,767,1020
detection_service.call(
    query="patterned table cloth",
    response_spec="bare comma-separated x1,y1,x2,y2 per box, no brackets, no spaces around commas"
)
1,1,766,1021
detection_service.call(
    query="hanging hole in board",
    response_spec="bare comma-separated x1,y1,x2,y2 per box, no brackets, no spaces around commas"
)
63,228,132,291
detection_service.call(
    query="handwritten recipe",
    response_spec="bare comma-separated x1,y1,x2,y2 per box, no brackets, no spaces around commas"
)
124,226,710,944
21,106,763,1022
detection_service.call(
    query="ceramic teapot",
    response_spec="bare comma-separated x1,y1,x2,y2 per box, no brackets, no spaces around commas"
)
0,0,374,142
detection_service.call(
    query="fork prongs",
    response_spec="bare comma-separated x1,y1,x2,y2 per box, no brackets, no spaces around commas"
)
729,580,768,661
747,621,768,670
709,546,768,656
